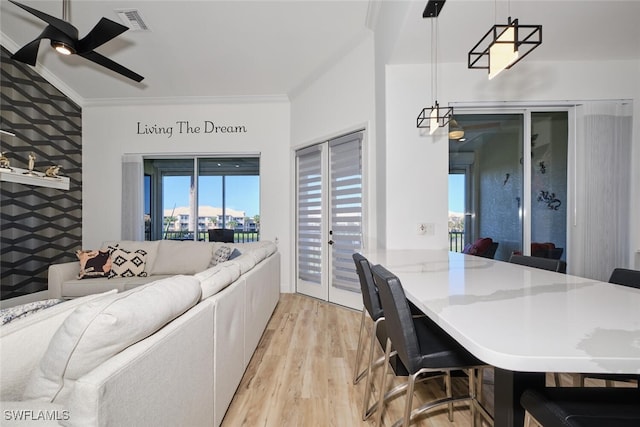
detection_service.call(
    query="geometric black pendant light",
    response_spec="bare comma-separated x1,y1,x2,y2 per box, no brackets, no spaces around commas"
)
416,0,453,133
468,5,542,79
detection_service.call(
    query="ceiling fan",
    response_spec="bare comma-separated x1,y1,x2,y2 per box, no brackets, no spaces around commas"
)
449,119,502,141
8,0,144,82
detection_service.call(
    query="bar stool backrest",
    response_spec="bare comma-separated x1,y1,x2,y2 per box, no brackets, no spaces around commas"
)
371,264,421,374
608,268,640,289
352,253,383,321
509,254,567,273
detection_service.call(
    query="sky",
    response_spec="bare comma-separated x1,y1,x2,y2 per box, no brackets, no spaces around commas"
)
449,174,465,214
149,175,260,218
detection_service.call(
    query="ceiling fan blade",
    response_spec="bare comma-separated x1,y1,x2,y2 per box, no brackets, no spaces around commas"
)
78,50,144,82
11,25,76,65
77,17,129,53
9,0,78,40
11,37,43,65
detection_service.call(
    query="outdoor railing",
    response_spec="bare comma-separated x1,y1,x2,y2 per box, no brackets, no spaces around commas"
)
158,230,260,243
448,230,465,252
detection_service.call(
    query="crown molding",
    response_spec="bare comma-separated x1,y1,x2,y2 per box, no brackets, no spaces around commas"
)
82,94,290,108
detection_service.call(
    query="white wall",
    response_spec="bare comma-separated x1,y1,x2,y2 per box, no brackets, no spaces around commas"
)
386,59,640,264
82,100,292,292
290,34,378,267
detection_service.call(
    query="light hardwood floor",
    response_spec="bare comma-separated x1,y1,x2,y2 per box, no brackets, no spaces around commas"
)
222,293,629,426
222,293,489,426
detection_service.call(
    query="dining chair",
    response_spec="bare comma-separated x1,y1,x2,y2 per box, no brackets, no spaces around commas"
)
508,254,567,386
521,387,640,427
352,253,383,386
371,264,492,427
576,267,640,387
352,253,442,420
508,254,567,273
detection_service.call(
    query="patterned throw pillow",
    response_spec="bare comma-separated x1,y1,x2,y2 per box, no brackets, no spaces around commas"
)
228,248,242,260
76,250,112,279
107,247,148,278
209,246,232,267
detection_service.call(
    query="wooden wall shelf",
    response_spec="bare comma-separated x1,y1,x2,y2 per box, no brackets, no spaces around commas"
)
0,166,70,190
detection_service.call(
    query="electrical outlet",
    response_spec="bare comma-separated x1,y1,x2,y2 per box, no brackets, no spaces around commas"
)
418,223,435,236
424,223,435,236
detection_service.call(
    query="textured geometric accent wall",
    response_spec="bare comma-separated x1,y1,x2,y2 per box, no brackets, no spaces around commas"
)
1,46,82,300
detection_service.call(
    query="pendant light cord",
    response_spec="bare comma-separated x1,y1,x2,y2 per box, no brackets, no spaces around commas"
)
430,4,440,104
431,16,436,103
495,0,512,23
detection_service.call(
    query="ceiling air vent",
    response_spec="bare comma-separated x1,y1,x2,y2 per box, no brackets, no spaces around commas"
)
116,9,149,32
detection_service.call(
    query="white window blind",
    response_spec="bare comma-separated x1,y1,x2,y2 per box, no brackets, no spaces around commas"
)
330,133,363,293
296,146,323,284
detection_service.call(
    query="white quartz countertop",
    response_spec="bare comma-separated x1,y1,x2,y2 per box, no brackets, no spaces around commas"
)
362,249,640,374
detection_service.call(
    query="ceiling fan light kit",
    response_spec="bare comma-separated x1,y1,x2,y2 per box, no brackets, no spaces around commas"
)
448,119,465,140
51,40,75,55
468,16,542,79
8,0,144,82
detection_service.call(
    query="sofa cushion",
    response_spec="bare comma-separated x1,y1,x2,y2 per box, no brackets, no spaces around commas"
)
76,250,112,279
1,291,118,402
151,241,214,275
229,253,257,274
195,262,242,299
23,275,201,404
247,245,273,264
60,275,164,298
101,240,160,276
122,274,175,291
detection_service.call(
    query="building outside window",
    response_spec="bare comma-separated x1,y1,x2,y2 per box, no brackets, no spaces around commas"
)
144,156,260,242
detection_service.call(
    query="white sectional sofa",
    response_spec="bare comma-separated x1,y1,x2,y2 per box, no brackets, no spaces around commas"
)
0,240,280,427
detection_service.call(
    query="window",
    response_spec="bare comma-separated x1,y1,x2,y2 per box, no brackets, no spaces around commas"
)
144,156,260,242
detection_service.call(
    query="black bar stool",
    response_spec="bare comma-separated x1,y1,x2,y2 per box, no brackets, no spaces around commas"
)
521,387,640,427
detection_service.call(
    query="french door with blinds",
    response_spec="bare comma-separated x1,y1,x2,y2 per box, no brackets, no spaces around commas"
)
296,131,364,309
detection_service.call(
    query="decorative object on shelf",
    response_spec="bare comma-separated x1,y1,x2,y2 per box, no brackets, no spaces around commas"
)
416,0,453,134
0,130,15,170
45,165,62,179
0,152,11,170
468,0,542,79
23,152,38,176
538,190,561,210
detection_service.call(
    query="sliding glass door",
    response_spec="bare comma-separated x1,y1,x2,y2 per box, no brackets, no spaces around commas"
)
448,110,568,262
144,156,259,241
